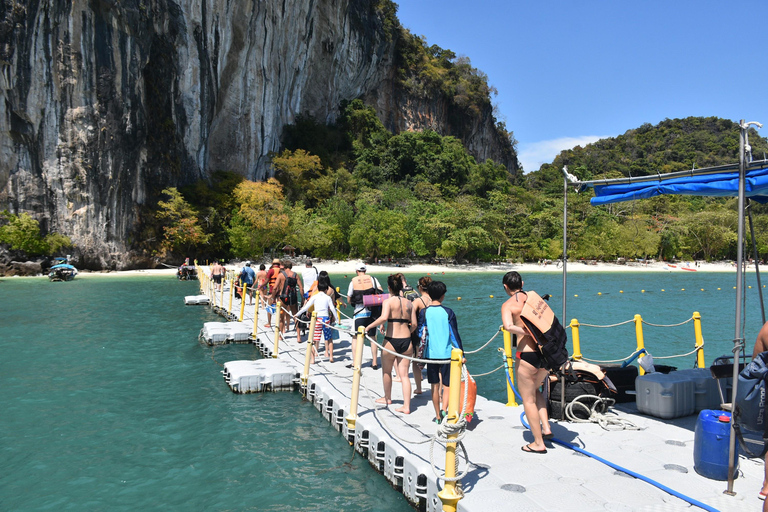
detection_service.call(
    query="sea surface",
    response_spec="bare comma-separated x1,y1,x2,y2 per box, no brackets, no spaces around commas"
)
1,269,764,510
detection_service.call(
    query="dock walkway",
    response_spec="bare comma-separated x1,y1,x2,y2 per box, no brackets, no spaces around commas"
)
191,271,763,512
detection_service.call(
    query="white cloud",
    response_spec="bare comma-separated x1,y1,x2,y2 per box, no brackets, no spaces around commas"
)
518,135,611,173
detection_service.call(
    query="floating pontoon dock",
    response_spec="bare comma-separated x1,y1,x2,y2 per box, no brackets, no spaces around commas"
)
190,268,763,512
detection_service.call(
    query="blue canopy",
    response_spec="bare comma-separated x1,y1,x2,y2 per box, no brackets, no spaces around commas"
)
590,166,768,205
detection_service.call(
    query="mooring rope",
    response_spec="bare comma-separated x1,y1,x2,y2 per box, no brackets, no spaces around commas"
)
463,328,501,355
564,395,644,431
578,319,636,328
469,363,505,377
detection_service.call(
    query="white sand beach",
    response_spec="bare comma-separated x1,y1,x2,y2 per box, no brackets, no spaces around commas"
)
66,259,744,278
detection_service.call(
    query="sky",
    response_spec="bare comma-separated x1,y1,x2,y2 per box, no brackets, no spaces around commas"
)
394,1,768,173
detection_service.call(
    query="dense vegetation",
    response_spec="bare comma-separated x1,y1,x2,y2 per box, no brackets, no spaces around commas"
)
0,210,72,257
153,112,768,265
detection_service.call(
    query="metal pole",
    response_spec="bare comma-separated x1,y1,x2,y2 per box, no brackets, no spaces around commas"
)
726,121,748,494
562,167,568,322
747,201,766,324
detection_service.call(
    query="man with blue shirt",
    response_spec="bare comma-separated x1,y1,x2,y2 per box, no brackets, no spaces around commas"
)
239,261,256,305
419,281,463,423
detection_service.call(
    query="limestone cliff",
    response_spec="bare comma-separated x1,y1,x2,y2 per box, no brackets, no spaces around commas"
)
0,0,517,268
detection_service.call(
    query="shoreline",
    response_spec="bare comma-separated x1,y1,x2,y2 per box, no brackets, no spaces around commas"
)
66,259,744,278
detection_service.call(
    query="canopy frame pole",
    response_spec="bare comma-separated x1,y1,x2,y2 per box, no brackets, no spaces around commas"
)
727,120,749,494
562,167,568,322
747,200,766,324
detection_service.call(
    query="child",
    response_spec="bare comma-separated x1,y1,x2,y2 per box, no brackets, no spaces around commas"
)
418,281,464,423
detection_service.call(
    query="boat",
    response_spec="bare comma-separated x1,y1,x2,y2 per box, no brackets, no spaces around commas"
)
48,257,77,281
177,264,198,280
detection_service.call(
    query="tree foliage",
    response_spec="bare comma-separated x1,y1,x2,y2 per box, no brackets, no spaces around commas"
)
0,211,73,256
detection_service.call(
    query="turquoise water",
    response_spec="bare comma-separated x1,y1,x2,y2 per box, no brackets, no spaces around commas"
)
0,277,410,511
343,270,767,403
1,270,763,510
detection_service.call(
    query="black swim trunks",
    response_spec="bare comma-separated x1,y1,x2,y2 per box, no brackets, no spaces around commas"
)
384,336,412,355
517,350,543,369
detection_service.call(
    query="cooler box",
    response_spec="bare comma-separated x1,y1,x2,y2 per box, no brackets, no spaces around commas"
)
635,372,695,419
675,368,721,412
693,409,738,480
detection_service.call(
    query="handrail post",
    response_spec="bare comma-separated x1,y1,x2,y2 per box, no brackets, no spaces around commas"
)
570,318,582,360
335,287,342,322
272,301,283,358
437,348,464,512
239,282,247,322
345,327,366,444
251,291,260,340
634,314,646,375
302,312,318,395
220,273,225,310
693,311,705,368
501,328,518,407
228,278,235,318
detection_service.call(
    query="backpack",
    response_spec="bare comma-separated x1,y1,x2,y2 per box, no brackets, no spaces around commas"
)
733,351,768,457
518,291,570,372
279,270,298,302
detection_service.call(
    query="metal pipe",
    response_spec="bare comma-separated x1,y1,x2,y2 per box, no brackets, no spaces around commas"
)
569,159,768,188
727,121,749,494
570,319,582,360
693,312,705,368
273,301,283,358
562,168,568,322
345,327,366,444
301,312,317,393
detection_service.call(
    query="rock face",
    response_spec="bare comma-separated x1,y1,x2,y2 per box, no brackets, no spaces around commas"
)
0,0,517,269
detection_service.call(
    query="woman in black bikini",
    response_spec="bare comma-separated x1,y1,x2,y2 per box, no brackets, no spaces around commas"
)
366,274,414,414
501,271,553,454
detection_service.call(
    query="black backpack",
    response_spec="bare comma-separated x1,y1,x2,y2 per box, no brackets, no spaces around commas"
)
279,270,298,302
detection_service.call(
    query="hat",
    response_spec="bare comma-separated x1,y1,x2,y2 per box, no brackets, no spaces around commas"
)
356,264,367,272
245,261,251,266
272,258,280,264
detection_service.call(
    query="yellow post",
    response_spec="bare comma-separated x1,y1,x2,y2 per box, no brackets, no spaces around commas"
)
272,301,283,358
501,328,518,407
693,311,705,368
296,311,317,390
635,314,646,376
437,348,464,512
220,272,225,309
301,312,318,393
345,327,366,443
228,278,235,317
335,287,342,322
570,318,582,360
251,291,260,339
238,281,247,322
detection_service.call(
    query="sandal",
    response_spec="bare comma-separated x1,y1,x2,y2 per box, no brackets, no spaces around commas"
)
521,444,547,454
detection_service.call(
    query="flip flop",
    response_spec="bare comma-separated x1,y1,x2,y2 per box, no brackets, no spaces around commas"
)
521,444,547,454
759,491,767,501
542,433,554,440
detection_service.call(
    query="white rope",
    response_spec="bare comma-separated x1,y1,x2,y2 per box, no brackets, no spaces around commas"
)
642,316,694,328
463,329,502,355
469,363,505,377
367,334,451,365
580,348,644,364
651,344,702,360
564,395,644,431
578,319,635,328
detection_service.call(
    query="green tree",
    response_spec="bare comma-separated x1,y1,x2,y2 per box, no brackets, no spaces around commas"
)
156,188,210,255
0,211,72,256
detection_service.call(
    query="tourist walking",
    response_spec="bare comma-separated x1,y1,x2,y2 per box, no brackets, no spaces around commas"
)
365,275,415,414
296,281,337,363
271,260,304,333
302,260,319,300
409,276,433,395
239,261,256,305
501,271,553,454
347,265,383,368
264,259,282,328
211,260,225,292
419,281,463,423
